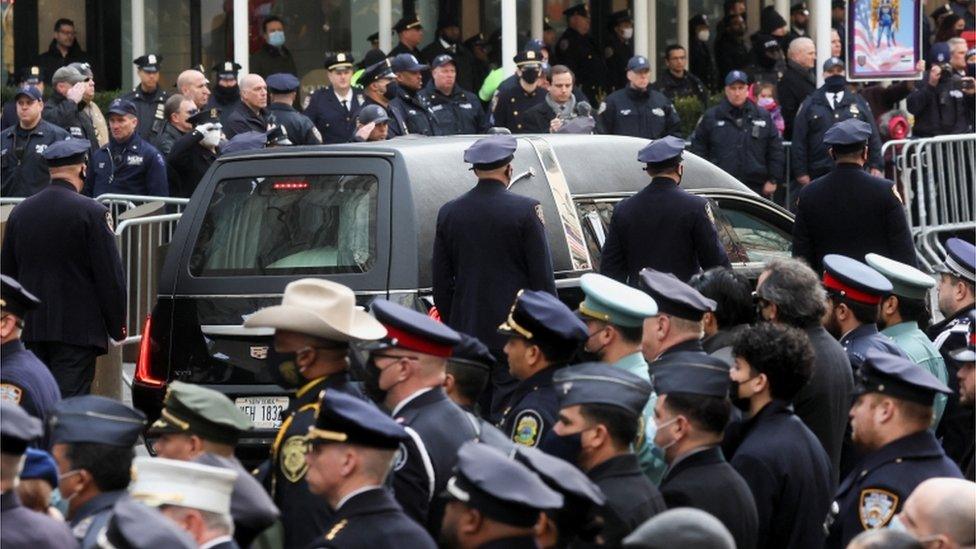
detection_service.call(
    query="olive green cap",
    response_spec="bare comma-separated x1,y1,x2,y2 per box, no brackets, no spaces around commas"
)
148,381,253,445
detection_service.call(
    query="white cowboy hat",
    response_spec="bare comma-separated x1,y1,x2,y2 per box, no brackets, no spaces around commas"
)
243,278,387,342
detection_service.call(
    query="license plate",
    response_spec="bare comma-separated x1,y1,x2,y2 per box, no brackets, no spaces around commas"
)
235,396,288,430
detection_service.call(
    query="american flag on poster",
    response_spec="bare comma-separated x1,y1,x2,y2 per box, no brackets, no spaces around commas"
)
848,0,921,80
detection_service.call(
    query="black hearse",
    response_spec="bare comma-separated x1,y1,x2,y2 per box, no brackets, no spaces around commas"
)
133,134,793,460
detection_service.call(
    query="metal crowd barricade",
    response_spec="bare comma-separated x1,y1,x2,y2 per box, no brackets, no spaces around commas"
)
96,193,191,219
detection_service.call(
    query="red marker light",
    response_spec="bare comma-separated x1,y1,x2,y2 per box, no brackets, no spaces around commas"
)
273,181,309,191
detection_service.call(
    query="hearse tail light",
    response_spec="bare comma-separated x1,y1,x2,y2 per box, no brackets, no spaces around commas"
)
135,315,165,387
272,181,309,191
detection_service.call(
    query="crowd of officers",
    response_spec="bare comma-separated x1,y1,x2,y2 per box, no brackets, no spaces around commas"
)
3,3,974,203
1,129,975,549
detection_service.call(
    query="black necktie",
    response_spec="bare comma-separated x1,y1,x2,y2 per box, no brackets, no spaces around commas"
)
341,99,349,113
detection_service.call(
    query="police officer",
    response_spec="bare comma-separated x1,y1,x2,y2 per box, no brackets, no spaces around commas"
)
604,10,634,92
929,238,976,470
43,65,97,151
147,381,279,548
358,59,398,136
0,401,77,549
825,351,963,548
792,118,916,274
652,359,759,549
129,457,238,548
444,334,514,452
1,86,69,197
638,268,718,365
432,136,557,419
656,45,710,106
792,57,883,184
207,61,243,128
303,390,437,549
575,272,667,481
691,70,783,198
389,14,424,58
266,73,321,145
496,290,587,450
553,3,608,103
490,50,547,133
551,363,667,546
599,55,682,139
949,313,975,480
0,275,61,448
96,497,196,549
303,52,363,144
601,136,730,285
121,54,168,140
1,65,45,131
224,74,269,140
388,53,437,136
363,299,477,534
85,98,168,197
424,54,488,135
49,395,146,548
1,139,126,398
352,105,391,142
166,107,220,198
866,253,949,426
243,278,386,549
420,17,476,93
440,441,564,548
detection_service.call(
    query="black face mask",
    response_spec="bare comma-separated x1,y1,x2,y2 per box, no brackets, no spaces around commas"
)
543,430,583,464
362,355,388,404
729,377,752,412
215,84,240,102
824,74,847,92
383,82,399,100
521,68,540,84
573,332,606,364
269,350,308,390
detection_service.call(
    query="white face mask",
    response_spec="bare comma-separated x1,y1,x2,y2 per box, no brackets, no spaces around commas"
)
622,27,634,40
698,30,711,42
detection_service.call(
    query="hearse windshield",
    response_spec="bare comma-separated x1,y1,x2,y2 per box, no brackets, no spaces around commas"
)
190,174,378,276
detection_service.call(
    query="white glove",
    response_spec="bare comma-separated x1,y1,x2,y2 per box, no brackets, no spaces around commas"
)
66,82,86,103
195,122,217,134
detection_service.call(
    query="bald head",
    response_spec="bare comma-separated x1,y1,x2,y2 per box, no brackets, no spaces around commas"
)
789,37,816,69
240,74,268,111
177,70,211,108
899,477,976,548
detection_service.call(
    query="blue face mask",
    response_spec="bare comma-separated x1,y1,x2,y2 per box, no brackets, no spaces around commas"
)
267,30,285,47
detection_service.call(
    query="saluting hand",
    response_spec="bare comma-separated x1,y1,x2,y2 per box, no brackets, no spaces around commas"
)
66,82,87,104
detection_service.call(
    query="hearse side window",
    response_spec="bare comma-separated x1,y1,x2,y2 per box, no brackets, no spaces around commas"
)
190,175,378,276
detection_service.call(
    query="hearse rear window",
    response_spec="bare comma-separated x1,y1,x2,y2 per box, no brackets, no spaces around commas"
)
190,175,378,276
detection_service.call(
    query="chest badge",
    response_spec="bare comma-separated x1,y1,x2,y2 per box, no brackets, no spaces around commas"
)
126,155,144,166
512,410,543,447
859,488,899,530
279,435,309,482
250,345,269,359
34,144,48,154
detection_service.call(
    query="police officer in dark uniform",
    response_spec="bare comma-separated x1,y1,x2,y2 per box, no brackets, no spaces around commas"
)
85,98,168,197
441,441,564,548
601,136,730,285
147,381,280,548
792,57,884,184
1,86,69,197
652,358,760,549
604,10,634,92
0,275,61,449
599,56,682,139
496,290,588,450
1,139,126,398
929,238,976,470
792,119,916,274
825,351,963,548
0,401,77,549
432,136,557,420
445,334,514,452
242,278,386,549
49,395,146,549
389,15,424,58
554,3,608,104
266,73,321,145
551,363,667,546
420,17,476,93
207,62,243,128
166,107,220,198
424,55,488,135
364,299,478,535
491,50,547,133
303,53,363,144
358,59,398,136
303,390,437,549
638,268,718,366
388,53,438,136
690,70,784,198
121,54,168,140
1,65,45,131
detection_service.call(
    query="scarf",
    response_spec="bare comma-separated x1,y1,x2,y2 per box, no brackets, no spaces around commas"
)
545,92,576,118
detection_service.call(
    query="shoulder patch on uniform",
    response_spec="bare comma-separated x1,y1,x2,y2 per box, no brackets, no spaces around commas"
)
280,435,309,482
859,488,899,530
512,410,543,447
0,383,23,404
325,518,348,541
534,204,545,225
392,441,409,471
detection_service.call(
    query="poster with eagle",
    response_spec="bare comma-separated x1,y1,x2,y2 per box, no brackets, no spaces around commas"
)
846,0,923,81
